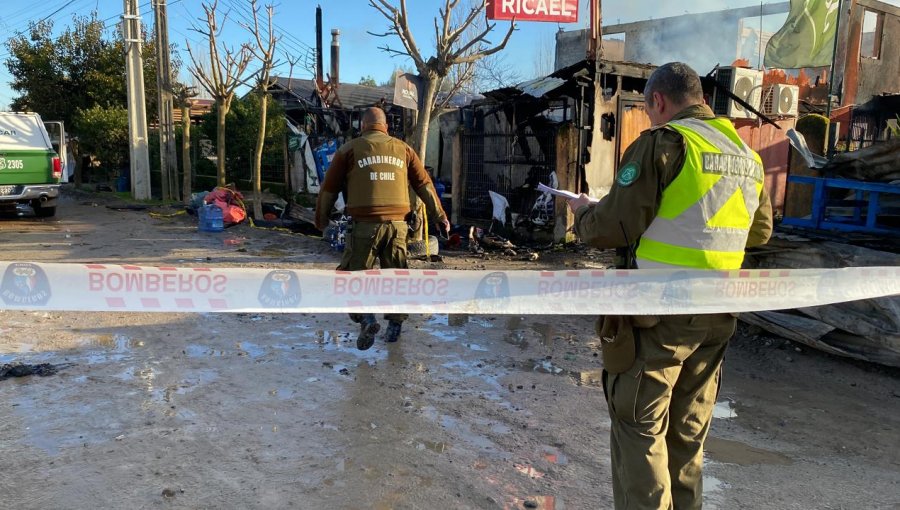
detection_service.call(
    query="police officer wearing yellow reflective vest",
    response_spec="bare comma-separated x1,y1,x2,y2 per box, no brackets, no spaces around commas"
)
316,107,449,350
568,63,773,510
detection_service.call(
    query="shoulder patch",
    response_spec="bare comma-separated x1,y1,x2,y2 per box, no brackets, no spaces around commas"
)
616,162,641,187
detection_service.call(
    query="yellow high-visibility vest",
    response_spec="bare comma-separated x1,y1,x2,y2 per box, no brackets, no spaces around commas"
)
635,117,765,270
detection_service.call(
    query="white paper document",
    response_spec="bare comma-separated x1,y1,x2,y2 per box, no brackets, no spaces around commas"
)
537,183,599,203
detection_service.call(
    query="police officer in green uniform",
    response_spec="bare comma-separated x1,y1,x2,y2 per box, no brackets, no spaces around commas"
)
568,63,773,509
316,107,449,350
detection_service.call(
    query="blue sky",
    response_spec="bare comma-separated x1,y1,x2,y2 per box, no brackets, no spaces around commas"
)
1,0,897,108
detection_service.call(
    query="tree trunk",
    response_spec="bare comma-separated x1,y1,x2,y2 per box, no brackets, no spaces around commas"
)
408,72,440,243
216,103,228,187
283,134,290,191
160,128,171,201
181,104,192,205
168,130,180,203
252,90,268,221
412,73,439,161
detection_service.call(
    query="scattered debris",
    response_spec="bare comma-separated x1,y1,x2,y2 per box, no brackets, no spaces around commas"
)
0,363,63,380
825,138,900,181
468,227,484,254
106,204,149,211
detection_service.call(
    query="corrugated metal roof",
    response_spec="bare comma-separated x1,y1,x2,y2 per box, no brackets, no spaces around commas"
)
515,77,567,98
272,77,394,108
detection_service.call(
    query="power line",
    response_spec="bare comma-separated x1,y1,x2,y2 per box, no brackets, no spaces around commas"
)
39,0,83,24
224,0,318,78
218,0,316,57
222,0,315,51
0,0,74,30
1,0,98,35
0,0,180,61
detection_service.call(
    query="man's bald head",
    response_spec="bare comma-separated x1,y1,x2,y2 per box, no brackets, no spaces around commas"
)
362,107,387,130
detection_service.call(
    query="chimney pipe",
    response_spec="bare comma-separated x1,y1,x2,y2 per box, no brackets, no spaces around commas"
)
330,29,340,85
315,6,323,85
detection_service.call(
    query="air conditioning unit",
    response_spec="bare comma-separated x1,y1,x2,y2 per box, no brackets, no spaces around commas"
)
762,84,799,117
712,67,763,119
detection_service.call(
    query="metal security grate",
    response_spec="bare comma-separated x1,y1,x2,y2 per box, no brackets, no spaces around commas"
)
845,110,893,152
460,129,557,224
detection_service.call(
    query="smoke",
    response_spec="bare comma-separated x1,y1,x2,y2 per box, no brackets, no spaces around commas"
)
606,0,760,23
602,2,789,74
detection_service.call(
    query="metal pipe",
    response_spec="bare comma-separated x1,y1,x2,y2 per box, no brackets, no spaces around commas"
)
826,0,846,155
826,0,845,119
316,6,323,85
330,29,340,85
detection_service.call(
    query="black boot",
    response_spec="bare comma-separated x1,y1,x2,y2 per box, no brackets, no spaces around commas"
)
356,314,380,350
383,321,402,343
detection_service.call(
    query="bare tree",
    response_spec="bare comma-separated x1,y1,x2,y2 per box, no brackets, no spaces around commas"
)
369,0,515,161
243,0,279,221
284,53,302,93
473,52,522,91
438,1,522,99
186,0,254,187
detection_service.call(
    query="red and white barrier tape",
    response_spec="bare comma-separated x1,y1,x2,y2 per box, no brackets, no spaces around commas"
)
1,262,897,315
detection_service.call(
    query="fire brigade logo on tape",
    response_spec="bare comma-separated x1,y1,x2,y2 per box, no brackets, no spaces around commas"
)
257,270,302,308
660,270,694,307
1,263,52,306
473,271,510,311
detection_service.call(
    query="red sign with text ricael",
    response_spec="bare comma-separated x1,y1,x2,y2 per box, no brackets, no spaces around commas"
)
486,0,578,23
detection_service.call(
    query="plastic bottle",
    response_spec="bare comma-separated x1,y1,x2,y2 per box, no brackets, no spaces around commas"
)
434,178,445,199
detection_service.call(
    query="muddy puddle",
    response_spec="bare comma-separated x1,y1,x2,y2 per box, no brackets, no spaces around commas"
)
416,440,450,453
702,474,732,509
417,405,509,456
705,437,793,466
1,333,142,359
713,399,737,419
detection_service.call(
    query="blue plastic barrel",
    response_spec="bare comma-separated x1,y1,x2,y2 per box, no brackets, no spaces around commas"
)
198,204,224,232
116,175,130,192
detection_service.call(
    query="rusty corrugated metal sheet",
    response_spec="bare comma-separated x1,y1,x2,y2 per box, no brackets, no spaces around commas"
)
734,118,797,214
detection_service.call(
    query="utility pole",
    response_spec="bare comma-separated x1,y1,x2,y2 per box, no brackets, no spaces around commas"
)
588,0,602,60
123,0,151,200
153,0,179,201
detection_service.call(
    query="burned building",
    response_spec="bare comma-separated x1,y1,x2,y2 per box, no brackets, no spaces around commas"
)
835,0,900,109
452,59,655,241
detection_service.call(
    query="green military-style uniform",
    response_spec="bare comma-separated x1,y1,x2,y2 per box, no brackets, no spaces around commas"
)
315,125,446,324
574,104,773,510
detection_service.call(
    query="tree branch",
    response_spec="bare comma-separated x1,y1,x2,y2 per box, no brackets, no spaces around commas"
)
376,44,413,59
445,4,485,49
452,20,514,64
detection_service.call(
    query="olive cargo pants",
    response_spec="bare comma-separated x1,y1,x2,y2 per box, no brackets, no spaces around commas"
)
338,220,409,323
602,313,736,510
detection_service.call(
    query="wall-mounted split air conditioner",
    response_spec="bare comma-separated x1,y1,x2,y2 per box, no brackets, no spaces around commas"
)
712,66,763,120
762,83,800,117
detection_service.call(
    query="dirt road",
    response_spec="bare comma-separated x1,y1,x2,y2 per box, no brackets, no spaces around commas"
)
0,189,898,509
